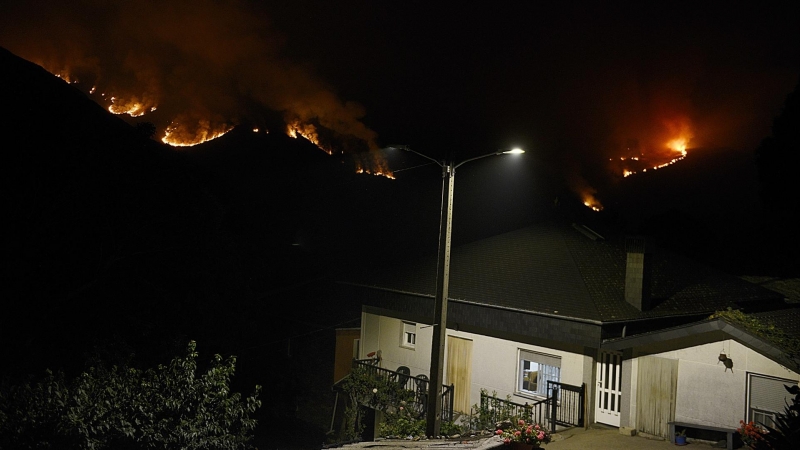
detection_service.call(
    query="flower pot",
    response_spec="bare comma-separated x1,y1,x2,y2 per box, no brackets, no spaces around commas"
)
675,435,687,445
510,442,537,450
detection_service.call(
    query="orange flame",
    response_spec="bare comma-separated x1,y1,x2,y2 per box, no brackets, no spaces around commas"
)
107,95,157,118
161,120,232,147
354,152,395,179
617,117,693,178
582,196,603,212
286,119,394,179
568,173,603,212
54,72,75,83
286,120,332,155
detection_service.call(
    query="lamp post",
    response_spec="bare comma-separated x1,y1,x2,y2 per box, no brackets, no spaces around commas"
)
389,145,524,437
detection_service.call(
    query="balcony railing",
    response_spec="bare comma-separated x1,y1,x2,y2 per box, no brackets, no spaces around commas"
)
351,358,454,422
477,381,584,431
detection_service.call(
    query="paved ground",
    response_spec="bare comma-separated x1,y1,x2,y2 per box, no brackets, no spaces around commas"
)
338,424,726,450
545,425,683,450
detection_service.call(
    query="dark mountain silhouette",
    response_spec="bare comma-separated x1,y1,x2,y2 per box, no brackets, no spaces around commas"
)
1,46,382,445
0,45,374,377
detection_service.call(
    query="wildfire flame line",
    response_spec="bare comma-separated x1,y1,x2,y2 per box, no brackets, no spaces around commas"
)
45,68,393,176
618,127,692,178
161,121,233,147
287,120,394,179
286,120,332,155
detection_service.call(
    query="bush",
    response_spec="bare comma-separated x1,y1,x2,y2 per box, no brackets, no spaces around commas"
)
378,404,425,438
439,420,463,437
0,340,261,449
750,384,800,450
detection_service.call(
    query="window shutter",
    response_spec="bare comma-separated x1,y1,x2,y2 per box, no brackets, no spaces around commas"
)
750,375,796,413
520,350,561,368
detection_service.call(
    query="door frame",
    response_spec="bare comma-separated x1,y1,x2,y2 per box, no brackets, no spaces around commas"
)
595,349,623,427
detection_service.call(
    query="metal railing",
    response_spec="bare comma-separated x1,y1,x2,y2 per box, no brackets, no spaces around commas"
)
478,391,552,429
551,381,584,428
477,381,584,431
351,359,454,422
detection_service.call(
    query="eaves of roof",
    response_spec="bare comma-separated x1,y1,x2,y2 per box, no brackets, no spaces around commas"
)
602,317,800,373
341,220,785,324
338,281,603,325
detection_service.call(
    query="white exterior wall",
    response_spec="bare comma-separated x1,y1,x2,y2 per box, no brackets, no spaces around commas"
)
629,339,799,429
448,329,587,409
360,311,589,412
359,311,434,377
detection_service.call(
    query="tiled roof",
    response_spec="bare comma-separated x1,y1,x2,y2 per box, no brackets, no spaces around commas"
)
344,220,785,323
751,307,800,337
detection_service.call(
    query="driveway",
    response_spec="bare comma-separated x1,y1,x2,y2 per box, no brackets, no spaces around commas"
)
338,425,726,450
546,425,684,450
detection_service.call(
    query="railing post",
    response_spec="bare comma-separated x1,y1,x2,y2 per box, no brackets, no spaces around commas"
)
550,386,559,432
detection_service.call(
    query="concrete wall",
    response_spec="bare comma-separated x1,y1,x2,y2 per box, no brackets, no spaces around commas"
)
360,311,591,413
626,339,799,429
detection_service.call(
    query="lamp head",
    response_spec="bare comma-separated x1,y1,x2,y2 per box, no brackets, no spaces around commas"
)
503,148,525,154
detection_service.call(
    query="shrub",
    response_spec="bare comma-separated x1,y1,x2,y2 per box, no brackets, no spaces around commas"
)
378,402,425,438
0,340,261,449
749,384,800,450
439,420,463,437
338,365,416,441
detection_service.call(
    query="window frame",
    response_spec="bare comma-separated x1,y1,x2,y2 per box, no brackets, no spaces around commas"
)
746,372,798,428
400,321,416,349
516,349,561,399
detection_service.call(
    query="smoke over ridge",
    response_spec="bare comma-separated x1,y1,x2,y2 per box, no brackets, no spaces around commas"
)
0,0,378,150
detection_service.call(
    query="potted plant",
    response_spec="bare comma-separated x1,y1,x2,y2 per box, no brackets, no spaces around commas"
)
737,420,767,448
495,419,552,449
675,428,687,445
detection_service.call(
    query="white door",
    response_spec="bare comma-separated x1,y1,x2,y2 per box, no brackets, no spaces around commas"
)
596,350,622,427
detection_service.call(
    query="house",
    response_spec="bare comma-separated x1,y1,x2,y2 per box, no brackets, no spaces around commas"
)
335,219,800,440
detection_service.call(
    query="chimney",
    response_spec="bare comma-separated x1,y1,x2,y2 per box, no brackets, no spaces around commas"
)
624,236,650,311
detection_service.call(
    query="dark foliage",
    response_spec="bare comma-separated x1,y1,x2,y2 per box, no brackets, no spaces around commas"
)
0,341,261,450
756,77,800,212
0,46,366,446
753,384,800,449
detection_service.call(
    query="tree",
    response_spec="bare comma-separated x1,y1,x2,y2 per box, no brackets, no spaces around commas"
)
0,341,261,449
756,78,800,212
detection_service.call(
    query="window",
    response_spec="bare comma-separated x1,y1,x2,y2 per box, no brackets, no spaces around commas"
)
401,322,416,349
518,350,561,397
747,373,797,428
752,409,777,429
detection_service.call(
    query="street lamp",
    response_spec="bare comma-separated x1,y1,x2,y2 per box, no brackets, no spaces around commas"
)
388,145,524,437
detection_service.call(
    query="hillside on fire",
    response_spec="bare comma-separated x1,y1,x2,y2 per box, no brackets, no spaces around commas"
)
1,45,380,444
2,42,798,447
